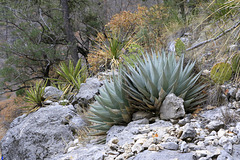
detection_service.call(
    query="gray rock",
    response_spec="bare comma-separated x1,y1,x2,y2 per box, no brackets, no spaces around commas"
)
48,144,104,160
106,126,126,145
132,143,144,153
1,105,86,160
180,126,197,141
223,142,233,154
204,136,218,146
132,111,153,121
178,116,191,126
43,100,53,105
142,138,154,149
44,86,63,100
219,136,229,146
160,142,179,150
226,87,237,99
180,141,189,153
148,144,160,151
73,78,102,106
132,150,193,160
236,122,240,134
193,150,211,159
217,150,233,160
206,120,225,132
160,93,185,120
106,120,149,146
232,144,240,159
149,119,172,130
69,116,88,133
236,89,240,101
199,106,225,121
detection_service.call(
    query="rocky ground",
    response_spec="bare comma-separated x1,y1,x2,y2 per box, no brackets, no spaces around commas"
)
0,76,240,160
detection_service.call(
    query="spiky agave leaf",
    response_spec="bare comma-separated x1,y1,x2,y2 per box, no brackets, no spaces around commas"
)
123,51,206,113
88,72,132,136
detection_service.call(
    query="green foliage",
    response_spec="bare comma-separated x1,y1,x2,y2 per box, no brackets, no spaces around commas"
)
208,0,234,20
231,53,240,73
122,43,143,66
123,51,206,113
53,59,87,96
175,38,186,56
0,0,103,91
25,80,47,108
88,72,132,136
210,62,232,84
90,31,134,70
16,88,26,97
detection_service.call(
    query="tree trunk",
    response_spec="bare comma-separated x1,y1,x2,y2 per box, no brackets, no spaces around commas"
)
61,0,79,65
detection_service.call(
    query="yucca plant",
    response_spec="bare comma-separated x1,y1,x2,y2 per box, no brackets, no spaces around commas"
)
123,51,206,113
53,59,87,96
25,80,47,108
88,72,132,136
92,31,134,70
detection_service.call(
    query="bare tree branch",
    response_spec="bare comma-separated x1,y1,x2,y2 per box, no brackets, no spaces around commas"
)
0,86,31,95
0,76,45,95
186,20,240,51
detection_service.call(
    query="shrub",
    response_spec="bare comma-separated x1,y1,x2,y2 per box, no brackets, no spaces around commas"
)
16,88,26,97
89,31,134,72
231,53,240,74
210,62,232,84
175,38,186,56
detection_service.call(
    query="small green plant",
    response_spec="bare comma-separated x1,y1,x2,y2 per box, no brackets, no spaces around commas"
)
16,88,26,97
208,0,234,20
123,51,206,113
210,62,232,84
91,31,134,70
53,59,87,96
25,80,47,108
175,38,186,56
231,53,240,74
122,43,144,66
88,72,132,137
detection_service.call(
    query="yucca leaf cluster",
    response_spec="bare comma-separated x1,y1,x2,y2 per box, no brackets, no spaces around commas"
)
123,52,206,113
53,59,87,96
88,73,132,135
25,80,47,108
88,51,206,136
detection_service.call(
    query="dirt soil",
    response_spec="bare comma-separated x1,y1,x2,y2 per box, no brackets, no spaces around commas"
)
0,93,29,157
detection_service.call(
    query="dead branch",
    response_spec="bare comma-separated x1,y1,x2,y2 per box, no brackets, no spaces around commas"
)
186,20,240,52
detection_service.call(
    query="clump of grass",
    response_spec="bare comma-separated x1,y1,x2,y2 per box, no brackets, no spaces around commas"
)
208,85,227,106
220,107,240,126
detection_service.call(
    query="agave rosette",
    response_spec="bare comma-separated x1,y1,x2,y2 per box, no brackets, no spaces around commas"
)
88,72,132,135
123,51,206,113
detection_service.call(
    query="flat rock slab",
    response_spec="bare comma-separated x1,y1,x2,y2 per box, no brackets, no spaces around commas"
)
130,150,194,160
48,144,105,160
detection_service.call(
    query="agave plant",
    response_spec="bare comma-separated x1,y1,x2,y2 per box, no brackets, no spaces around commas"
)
88,72,132,136
123,51,206,113
25,80,47,108
53,59,87,96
